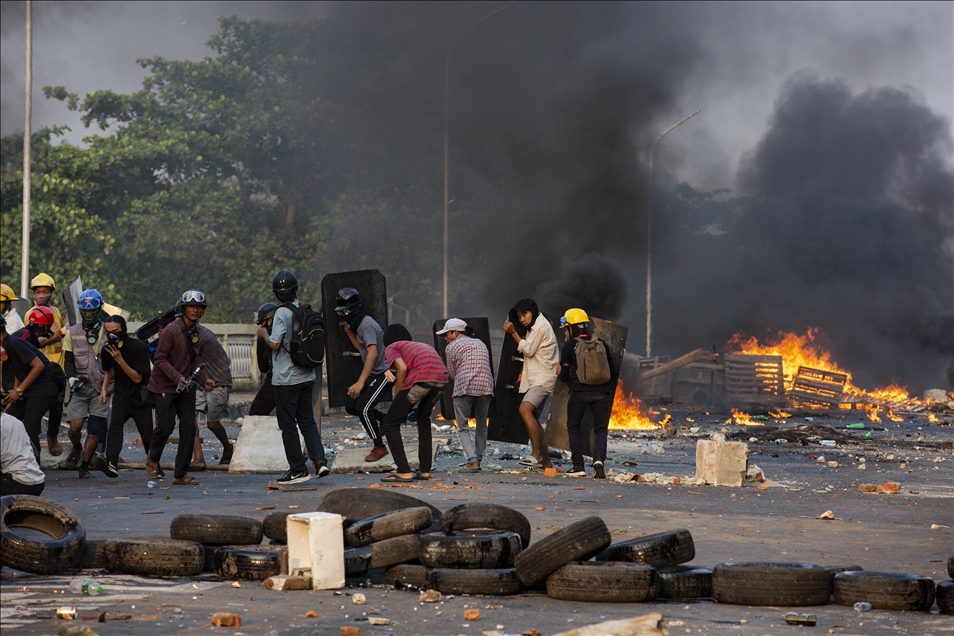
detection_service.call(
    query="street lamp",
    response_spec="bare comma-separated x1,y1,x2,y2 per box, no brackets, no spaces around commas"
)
645,109,700,357
443,1,515,318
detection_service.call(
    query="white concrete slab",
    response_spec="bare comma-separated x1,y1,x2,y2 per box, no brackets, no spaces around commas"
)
330,441,442,474
230,415,305,474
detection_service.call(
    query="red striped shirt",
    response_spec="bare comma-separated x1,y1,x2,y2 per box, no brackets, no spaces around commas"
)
385,341,448,387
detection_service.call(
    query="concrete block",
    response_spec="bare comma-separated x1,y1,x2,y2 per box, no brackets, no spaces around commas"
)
287,512,345,590
230,415,305,474
263,575,311,591
330,440,442,474
695,432,748,487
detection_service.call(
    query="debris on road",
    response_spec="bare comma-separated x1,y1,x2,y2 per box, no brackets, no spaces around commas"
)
552,611,669,636
210,611,241,626
858,482,901,494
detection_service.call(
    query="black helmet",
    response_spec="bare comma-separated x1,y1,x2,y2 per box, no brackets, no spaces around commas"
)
174,298,183,317
180,289,207,308
272,269,299,303
334,287,361,316
255,302,279,325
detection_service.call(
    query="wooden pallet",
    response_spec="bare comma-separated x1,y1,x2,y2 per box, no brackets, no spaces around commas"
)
724,353,785,406
790,366,848,407
639,356,671,402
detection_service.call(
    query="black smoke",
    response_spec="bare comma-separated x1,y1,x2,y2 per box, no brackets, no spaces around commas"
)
535,253,628,320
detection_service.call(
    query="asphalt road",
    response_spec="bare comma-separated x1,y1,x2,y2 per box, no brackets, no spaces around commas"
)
2,408,952,635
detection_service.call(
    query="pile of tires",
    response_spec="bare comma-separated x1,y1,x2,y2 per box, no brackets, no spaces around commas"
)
938,556,954,615
0,495,86,574
169,514,282,581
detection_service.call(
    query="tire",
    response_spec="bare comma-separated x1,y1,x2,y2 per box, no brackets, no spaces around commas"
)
346,507,433,547
656,565,713,600
319,488,442,522
214,545,286,581
595,529,694,569
937,580,954,615
170,514,263,546
439,503,532,549
104,538,204,577
427,568,523,595
386,564,430,589
712,562,832,607
0,495,85,574
419,531,522,569
263,512,289,543
344,546,374,577
832,571,935,611
826,564,863,578
513,516,611,587
948,555,954,579
77,539,108,570
369,534,420,569
546,561,656,602
203,546,217,572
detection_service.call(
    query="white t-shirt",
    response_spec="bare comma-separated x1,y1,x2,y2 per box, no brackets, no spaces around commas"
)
1,413,45,485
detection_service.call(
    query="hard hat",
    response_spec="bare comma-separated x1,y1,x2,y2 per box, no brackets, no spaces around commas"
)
272,270,299,303
30,273,56,290
77,289,104,311
560,308,590,328
0,284,22,302
179,289,207,308
27,306,55,326
255,302,278,325
335,287,362,315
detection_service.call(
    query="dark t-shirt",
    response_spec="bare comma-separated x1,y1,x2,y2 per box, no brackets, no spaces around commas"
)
101,337,152,406
2,335,58,398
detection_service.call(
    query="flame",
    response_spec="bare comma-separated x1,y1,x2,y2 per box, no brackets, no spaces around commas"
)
725,408,762,426
866,406,882,423
609,383,660,430
928,413,939,423
885,410,903,423
769,409,792,419
435,414,477,427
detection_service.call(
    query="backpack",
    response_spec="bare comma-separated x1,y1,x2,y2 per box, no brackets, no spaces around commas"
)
281,304,326,368
574,338,611,385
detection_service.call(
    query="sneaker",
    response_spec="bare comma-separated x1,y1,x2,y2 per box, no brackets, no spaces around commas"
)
277,469,312,485
93,453,118,478
61,447,81,470
593,460,605,479
566,466,587,477
365,445,389,462
316,464,331,479
78,466,93,479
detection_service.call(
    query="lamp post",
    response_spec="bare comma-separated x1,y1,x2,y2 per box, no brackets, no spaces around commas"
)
443,1,515,318
21,0,32,299
645,109,700,357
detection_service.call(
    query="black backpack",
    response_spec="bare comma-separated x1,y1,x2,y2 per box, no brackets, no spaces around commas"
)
280,304,326,368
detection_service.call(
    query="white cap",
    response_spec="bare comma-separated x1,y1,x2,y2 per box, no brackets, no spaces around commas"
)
436,318,468,335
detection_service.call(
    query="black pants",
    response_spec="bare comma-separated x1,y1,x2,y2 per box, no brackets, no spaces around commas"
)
248,373,276,416
7,394,57,456
44,362,67,438
273,381,326,473
345,373,391,444
105,396,154,465
382,384,442,474
149,389,196,479
566,390,613,467
1,473,44,496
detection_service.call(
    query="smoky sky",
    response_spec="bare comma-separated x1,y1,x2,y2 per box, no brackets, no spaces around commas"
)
1,1,951,390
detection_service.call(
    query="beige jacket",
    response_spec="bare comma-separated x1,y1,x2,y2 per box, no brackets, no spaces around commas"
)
517,313,560,393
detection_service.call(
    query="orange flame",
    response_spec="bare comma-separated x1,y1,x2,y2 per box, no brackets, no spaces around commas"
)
866,406,882,423
609,383,660,430
769,409,792,419
725,408,762,426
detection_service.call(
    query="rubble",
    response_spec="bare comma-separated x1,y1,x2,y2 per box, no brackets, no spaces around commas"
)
552,612,669,636
695,432,747,487
210,612,241,627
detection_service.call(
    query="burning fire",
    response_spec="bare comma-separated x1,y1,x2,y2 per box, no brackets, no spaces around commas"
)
609,383,660,430
725,409,762,426
769,409,792,419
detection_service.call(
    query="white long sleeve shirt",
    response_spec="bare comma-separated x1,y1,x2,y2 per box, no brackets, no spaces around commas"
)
517,313,560,393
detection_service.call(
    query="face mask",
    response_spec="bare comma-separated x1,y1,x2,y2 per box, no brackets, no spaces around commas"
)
34,291,52,306
81,312,101,331
106,332,123,347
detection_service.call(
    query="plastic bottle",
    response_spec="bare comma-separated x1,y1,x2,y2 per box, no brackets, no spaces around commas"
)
853,602,872,612
147,480,157,489
69,580,103,595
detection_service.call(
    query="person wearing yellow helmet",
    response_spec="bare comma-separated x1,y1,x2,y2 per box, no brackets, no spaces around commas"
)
558,308,619,479
29,273,66,366
1,284,25,335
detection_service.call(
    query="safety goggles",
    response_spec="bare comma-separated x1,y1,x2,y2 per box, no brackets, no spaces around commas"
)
559,317,568,328
181,290,206,304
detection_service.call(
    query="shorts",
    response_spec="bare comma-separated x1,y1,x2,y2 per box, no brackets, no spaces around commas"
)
196,387,230,421
66,384,110,421
521,386,553,424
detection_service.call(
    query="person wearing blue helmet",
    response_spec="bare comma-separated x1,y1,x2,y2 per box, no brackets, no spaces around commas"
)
62,288,113,478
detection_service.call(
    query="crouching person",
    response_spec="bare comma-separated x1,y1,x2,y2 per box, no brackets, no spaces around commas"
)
1,413,45,496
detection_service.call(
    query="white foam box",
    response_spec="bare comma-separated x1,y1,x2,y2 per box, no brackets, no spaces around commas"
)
286,512,345,590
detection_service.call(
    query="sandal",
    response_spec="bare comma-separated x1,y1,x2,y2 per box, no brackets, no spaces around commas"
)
145,462,165,480
173,475,199,485
458,465,481,473
413,471,432,481
381,474,414,483
188,463,207,471
518,457,541,468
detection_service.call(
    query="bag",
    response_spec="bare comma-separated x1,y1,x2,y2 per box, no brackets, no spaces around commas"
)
574,338,611,385
281,304,326,369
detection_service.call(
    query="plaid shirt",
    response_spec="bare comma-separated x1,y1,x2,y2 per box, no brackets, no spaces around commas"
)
445,335,494,398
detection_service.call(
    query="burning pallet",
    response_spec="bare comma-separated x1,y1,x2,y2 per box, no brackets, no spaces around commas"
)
724,353,785,408
789,366,848,408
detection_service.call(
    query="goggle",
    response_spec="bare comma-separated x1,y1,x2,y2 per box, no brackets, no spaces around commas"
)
78,298,99,310
181,290,206,304
559,317,568,328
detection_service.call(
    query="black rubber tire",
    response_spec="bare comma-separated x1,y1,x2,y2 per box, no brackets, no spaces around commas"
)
370,534,421,569
77,539,108,570
386,563,430,589
712,562,832,607
319,487,442,522
595,529,695,569
427,567,523,595
170,514,264,546
346,507,433,547
826,564,863,578
546,561,656,602
0,495,85,574
344,546,374,577
513,516,611,587
104,538,204,577
833,571,936,611
937,580,954,615
439,503,532,548
948,555,954,579
203,545,217,572
262,512,289,543
656,565,713,600
214,545,286,581
419,531,522,569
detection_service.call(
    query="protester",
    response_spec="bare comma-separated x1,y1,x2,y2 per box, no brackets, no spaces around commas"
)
62,289,112,478
257,270,328,485
1,284,25,335
13,307,67,455
29,273,65,366
438,318,494,473
248,302,278,416
1,413,45,496
503,298,560,471
191,325,233,468
380,324,447,483
146,289,214,486
98,315,152,478
0,314,60,456
336,287,391,462
558,308,619,479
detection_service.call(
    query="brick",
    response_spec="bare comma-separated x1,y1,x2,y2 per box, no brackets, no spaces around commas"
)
695,433,748,487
